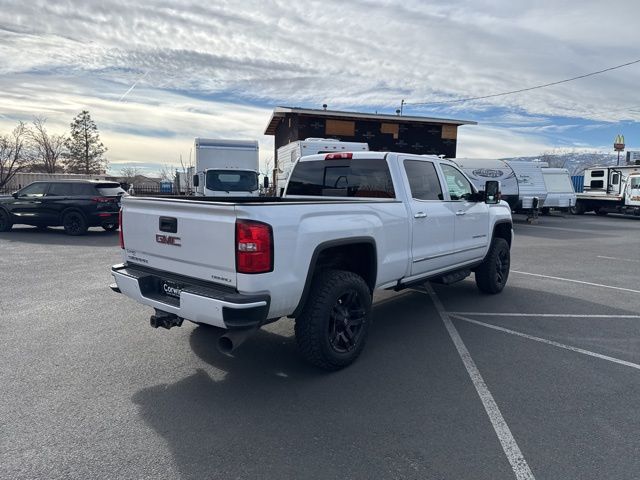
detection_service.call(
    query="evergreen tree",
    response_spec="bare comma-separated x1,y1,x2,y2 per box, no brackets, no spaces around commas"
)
64,110,107,174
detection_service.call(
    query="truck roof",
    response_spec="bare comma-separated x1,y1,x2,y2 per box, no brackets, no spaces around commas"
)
297,151,446,163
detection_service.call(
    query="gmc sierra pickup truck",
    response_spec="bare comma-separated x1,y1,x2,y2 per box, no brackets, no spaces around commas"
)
111,152,513,370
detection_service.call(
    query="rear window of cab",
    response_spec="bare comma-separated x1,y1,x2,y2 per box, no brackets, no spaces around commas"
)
286,158,395,198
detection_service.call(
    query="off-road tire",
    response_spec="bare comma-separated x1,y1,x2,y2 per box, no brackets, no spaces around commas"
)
0,210,12,232
62,211,88,236
295,269,372,371
475,238,510,294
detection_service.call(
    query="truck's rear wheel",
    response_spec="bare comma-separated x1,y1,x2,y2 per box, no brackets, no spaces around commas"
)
475,238,510,294
295,269,372,371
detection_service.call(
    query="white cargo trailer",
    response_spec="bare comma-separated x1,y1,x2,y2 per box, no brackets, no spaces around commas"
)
541,168,576,213
276,138,369,195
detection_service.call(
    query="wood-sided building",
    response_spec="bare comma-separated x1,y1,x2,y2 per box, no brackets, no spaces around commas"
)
264,106,476,167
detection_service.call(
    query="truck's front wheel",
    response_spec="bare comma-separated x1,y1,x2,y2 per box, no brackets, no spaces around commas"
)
475,238,510,294
295,269,372,371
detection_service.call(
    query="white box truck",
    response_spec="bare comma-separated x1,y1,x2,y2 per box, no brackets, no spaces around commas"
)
276,138,369,195
192,138,261,197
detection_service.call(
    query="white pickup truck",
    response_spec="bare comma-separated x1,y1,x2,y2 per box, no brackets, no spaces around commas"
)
111,152,513,370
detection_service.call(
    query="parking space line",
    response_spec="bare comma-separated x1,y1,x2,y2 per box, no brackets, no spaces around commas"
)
423,285,536,480
448,312,640,318
598,255,640,264
511,270,640,294
452,314,640,372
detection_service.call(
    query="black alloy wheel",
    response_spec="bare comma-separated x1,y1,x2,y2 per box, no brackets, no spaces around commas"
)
328,290,366,354
62,212,88,236
295,269,372,370
495,247,510,287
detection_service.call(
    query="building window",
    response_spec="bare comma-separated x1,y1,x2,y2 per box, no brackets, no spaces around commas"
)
380,123,399,139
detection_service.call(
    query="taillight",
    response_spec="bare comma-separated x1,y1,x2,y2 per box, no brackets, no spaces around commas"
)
325,152,353,160
118,209,124,249
236,220,273,274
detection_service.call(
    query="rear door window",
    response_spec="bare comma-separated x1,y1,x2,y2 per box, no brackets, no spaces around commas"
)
47,183,74,196
403,160,443,200
286,158,395,198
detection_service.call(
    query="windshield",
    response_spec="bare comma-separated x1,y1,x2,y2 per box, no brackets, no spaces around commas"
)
205,170,258,192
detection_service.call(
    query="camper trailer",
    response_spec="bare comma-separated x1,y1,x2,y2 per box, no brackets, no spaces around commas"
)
276,139,369,195
453,158,547,218
541,168,576,213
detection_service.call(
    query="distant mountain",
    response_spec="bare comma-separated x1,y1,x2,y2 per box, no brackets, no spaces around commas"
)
502,153,622,175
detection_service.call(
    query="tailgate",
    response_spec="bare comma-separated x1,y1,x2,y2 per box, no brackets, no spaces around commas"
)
121,197,237,288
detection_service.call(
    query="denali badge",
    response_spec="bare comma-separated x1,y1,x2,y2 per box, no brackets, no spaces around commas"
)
156,234,181,246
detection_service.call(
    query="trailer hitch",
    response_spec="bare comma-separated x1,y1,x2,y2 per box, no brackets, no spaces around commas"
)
150,309,183,330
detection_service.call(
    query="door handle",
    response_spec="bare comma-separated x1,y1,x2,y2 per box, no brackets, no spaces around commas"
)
414,212,427,218
455,210,466,216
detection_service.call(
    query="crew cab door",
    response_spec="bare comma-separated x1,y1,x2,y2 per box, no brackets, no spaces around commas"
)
439,163,490,263
401,158,456,275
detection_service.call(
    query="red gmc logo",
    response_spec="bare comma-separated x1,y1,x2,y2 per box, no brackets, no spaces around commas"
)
156,234,181,246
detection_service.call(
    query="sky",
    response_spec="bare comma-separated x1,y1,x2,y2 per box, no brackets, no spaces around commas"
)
1,0,639,176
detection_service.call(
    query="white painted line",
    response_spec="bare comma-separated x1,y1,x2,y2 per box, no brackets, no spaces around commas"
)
448,312,640,319
424,284,536,480
598,255,640,264
515,224,614,235
452,314,640,372
511,270,640,294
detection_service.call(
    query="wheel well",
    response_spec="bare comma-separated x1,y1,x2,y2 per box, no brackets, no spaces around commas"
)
60,208,86,221
314,242,377,291
290,240,377,318
493,222,512,247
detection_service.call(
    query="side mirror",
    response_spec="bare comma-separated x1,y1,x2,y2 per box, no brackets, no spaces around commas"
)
263,176,269,189
192,175,199,187
12,192,18,198
484,180,500,204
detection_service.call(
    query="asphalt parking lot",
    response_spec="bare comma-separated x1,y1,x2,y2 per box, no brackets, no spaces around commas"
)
1,213,639,480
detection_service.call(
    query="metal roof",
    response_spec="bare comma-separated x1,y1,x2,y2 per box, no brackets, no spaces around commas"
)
264,106,477,135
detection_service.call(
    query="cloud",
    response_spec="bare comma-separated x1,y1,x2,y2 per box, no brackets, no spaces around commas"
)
0,0,638,169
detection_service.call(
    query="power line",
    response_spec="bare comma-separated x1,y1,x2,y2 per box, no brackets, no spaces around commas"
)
405,58,640,107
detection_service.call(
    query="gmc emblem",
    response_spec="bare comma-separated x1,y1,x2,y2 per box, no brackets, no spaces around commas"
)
156,234,181,246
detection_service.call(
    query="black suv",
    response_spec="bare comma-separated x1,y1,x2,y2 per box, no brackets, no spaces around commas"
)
0,180,126,235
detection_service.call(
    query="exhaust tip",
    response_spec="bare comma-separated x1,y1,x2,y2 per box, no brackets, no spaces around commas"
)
218,335,234,355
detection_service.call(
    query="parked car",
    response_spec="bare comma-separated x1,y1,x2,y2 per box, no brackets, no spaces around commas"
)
0,180,126,235
111,152,513,370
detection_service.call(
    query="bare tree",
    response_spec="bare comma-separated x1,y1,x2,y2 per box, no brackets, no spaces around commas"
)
0,122,31,189
158,163,176,182
179,151,194,194
28,117,67,173
119,166,142,185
